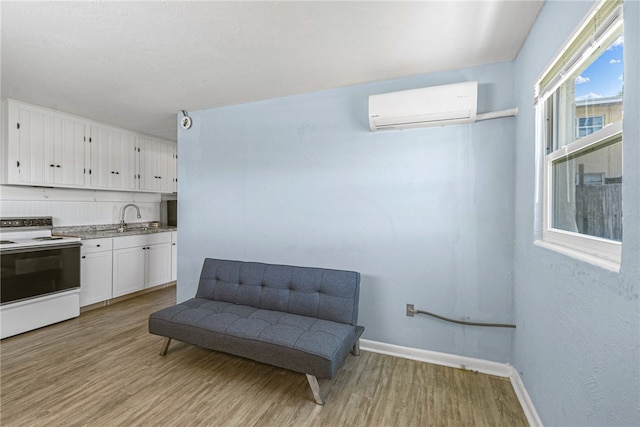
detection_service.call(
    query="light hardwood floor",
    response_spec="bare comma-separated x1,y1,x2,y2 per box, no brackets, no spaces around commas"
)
0,287,528,426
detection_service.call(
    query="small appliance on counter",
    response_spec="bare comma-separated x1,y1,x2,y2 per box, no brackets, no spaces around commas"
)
161,199,177,227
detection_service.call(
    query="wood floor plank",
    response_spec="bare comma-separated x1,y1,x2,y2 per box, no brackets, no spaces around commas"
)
0,287,528,426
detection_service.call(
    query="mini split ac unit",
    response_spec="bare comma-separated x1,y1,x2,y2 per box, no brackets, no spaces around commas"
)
368,81,478,131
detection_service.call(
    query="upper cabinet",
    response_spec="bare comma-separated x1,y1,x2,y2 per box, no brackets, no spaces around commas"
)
5,101,88,187
139,136,175,193
89,124,139,191
2,99,176,193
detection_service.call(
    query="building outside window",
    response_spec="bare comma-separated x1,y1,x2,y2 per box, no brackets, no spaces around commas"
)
575,95,623,137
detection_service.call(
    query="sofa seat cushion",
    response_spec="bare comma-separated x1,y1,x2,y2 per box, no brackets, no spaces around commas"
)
149,298,356,379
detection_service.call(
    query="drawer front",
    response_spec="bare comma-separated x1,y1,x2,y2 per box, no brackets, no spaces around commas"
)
81,237,113,254
171,231,178,242
113,232,172,250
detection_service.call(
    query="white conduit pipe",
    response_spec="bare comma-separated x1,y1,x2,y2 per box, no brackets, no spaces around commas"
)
475,107,519,122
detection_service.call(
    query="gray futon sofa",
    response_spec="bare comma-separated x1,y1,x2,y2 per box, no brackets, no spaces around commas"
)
148,258,364,404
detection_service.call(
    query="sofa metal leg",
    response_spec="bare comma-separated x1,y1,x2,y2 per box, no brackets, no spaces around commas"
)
160,338,172,356
305,374,325,405
351,339,361,356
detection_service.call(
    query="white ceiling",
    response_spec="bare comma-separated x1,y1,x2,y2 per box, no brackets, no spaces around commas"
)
1,1,543,142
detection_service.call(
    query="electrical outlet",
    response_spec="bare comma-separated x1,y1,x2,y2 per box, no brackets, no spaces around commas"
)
406,304,415,317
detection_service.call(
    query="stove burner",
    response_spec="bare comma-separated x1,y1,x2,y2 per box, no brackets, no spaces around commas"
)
0,240,15,244
33,237,64,241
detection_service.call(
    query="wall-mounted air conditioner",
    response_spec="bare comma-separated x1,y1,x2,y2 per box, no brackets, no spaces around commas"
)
368,81,478,131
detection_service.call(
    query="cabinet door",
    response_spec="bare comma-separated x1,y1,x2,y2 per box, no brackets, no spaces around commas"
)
81,251,113,306
156,142,173,193
112,246,145,297
169,144,178,193
171,240,177,282
55,117,86,186
139,136,159,191
89,125,111,188
145,242,172,288
11,105,48,184
112,131,138,190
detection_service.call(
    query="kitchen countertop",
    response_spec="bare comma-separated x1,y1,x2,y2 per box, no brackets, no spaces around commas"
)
54,223,177,240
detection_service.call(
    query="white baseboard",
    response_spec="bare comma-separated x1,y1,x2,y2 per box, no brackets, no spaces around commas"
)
359,339,542,426
510,369,544,427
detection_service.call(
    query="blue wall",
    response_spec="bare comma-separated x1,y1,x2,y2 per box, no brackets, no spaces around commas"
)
176,1,639,424
512,0,640,426
177,61,518,363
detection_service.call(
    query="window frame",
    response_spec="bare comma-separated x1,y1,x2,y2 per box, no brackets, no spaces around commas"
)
540,121,622,270
534,0,623,272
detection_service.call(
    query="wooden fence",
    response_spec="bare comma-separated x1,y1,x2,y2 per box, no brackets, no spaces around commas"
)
575,183,622,241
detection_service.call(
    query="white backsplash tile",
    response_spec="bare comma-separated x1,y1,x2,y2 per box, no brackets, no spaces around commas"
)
0,186,162,226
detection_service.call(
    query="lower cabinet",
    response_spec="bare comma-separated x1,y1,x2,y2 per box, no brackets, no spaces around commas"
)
112,246,146,297
80,238,113,307
81,232,174,304
170,231,177,282
145,242,172,288
112,232,172,298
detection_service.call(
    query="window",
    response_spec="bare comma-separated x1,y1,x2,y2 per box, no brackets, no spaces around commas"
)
576,115,604,137
535,0,624,270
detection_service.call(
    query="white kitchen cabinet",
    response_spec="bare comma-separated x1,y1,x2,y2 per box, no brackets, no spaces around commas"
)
112,245,146,297
4,99,87,187
139,136,175,193
80,238,113,306
146,242,172,288
89,125,139,190
170,231,178,282
158,142,174,193
112,232,172,297
169,145,178,193
3,99,176,194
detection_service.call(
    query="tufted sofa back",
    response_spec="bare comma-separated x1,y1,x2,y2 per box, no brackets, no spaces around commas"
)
195,258,361,326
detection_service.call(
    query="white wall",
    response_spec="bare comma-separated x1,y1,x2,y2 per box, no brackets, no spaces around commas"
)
0,185,161,226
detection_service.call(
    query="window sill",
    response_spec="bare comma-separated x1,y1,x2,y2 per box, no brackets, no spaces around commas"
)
533,239,621,273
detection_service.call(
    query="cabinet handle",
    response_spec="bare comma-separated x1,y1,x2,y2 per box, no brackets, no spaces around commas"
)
172,243,176,246
82,256,86,259
56,165,61,168
50,164,55,167
116,171,119,175
96,244,101,247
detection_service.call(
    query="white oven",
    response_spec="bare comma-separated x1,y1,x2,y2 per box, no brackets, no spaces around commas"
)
0,217,82,339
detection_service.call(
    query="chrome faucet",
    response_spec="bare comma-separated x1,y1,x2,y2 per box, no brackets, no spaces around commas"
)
119,203,141,231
